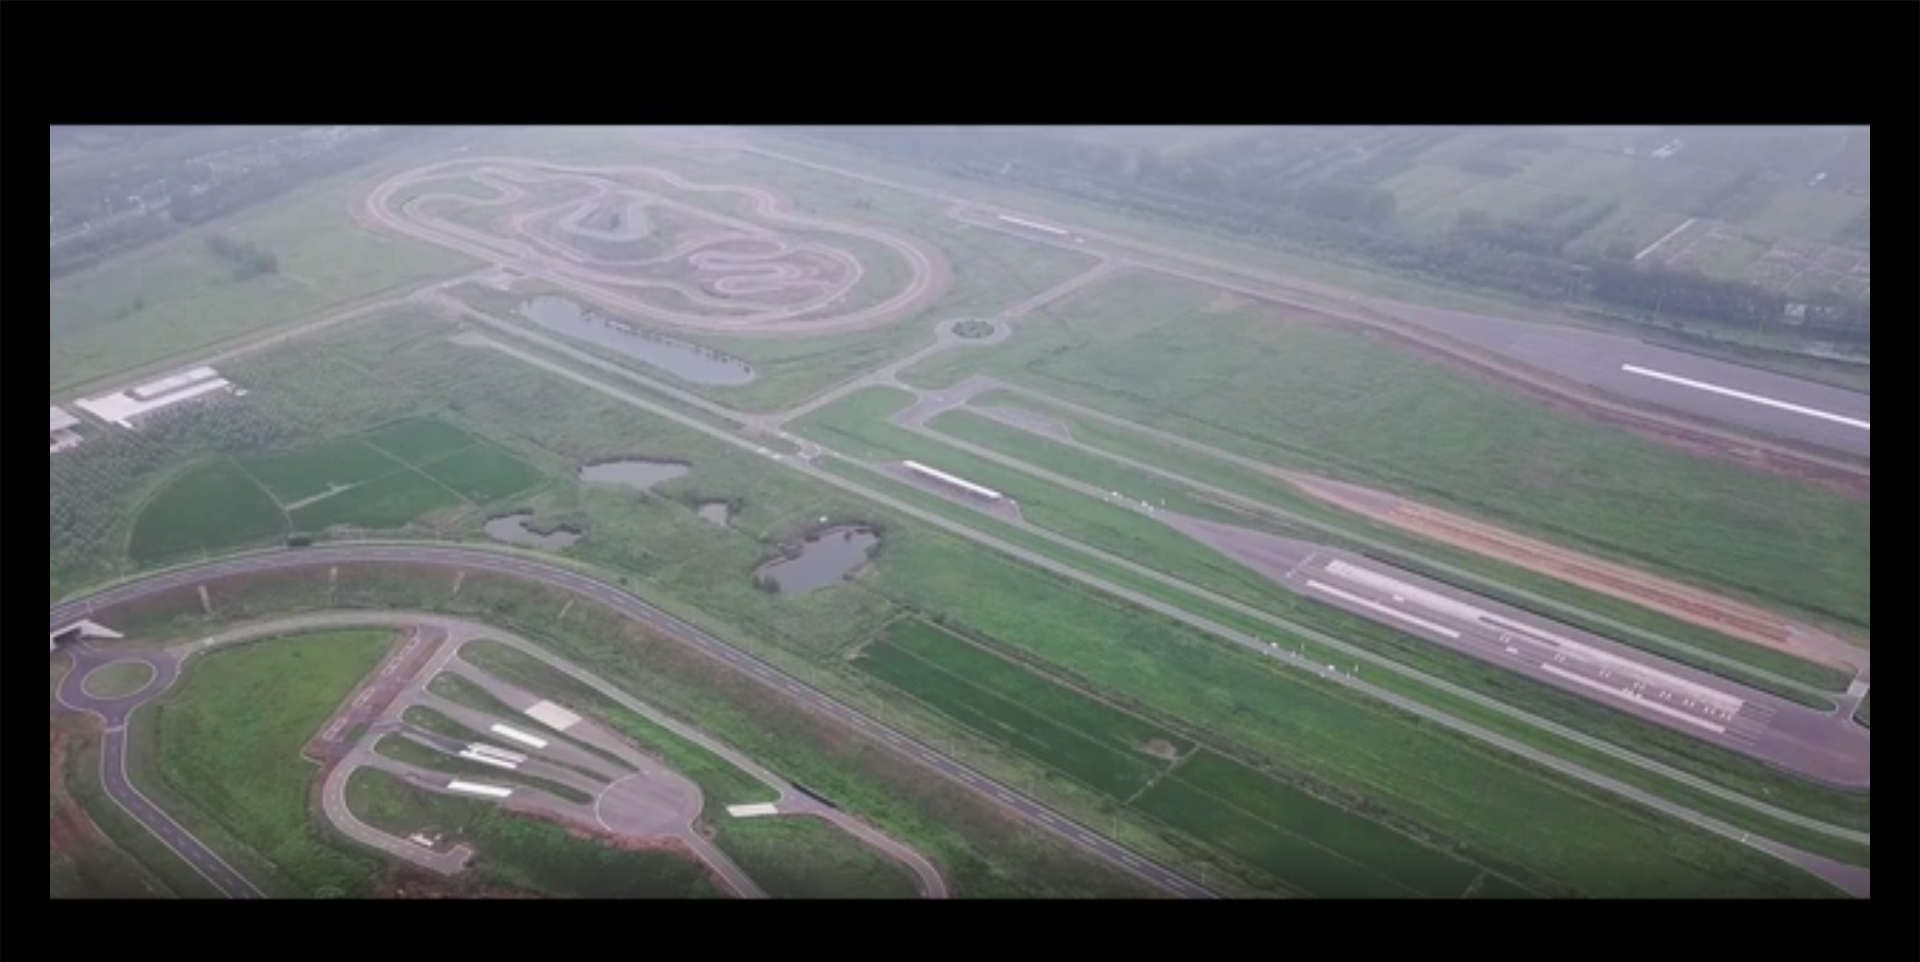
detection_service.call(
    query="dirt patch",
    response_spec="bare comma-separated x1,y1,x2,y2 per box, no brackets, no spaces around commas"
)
1136,739,1182,763
376,866,536,900
50,720,104,860
1283,472,1868,674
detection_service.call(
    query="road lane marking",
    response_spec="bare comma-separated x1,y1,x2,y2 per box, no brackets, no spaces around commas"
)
1620,365,1869,430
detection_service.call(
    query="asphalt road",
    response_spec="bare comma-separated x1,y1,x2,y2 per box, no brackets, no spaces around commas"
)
50,548,1213,899
55,645,266,900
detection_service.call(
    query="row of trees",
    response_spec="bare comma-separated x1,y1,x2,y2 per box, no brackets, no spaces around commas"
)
777,128,1868,345
207,235,279,280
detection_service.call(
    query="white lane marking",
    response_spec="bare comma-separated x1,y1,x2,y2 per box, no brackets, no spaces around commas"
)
490,724,548,749
1621,365,1869,430
1304,580,1461,639
446,780,513,798
458,750,520,771
1540,664,1727,733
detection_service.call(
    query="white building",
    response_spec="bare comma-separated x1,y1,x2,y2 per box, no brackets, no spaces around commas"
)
77,366,236,429
50,406,83,452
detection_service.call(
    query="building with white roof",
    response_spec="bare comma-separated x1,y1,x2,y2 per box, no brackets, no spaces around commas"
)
50,406,83,452
77,366,237,429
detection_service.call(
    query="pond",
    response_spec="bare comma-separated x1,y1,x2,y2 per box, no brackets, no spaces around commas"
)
756,526,879,596
578,459,690,492
519,295,756,385
697,502,732,526
483,514,582,549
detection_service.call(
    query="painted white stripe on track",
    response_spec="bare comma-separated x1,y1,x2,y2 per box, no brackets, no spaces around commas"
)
1621,365,1869,430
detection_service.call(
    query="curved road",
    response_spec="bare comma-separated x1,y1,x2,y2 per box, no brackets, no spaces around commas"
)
50,546,1215,900
55,644,266,899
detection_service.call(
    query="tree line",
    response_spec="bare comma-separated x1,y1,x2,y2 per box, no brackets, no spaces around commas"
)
207,235,278,280
774,127,1867,344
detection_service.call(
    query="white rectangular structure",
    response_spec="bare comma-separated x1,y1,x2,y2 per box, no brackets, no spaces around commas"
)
1305,580,1462,639
131,366,220,401
524,701,581,732
458,750,520,771
78,368,234,429
902,460,1003,501
465,743,528,765
998,214,1069,236
446,780,514,799
489,724,550,750
726,803,780,818
49,406,80,433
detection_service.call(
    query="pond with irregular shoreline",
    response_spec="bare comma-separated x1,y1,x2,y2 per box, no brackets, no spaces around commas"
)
519,295,756,386
578,459,691,492
756,526,879,595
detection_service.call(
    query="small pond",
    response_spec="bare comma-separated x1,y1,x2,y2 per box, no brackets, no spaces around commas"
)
697,502,732,526
519,295,756,385
484,514,582,549
579,459,690,492
757,526,879,596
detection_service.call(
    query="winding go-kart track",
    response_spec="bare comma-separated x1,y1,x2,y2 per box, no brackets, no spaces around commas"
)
48,546,1215,901
365,157,951,337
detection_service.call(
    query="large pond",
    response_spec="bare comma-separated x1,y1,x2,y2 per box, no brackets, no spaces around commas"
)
484,514,582,549
519,295,756,385
757,526,879,596
579,459,690,491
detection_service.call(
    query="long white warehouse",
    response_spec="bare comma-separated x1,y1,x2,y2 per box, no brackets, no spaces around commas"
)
902,460,1003,501
77,365,235,429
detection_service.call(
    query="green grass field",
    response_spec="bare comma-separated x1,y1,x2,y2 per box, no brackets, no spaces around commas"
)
345,767,719,898
49,180,473,396
81,661,156,700
141,630,393,897
854,622,1175,799
238,438,401,503
289,470,461,531
863,620,1499,898
126,415,544,559
712,817,921,899
903,272,1870,632
127,459,285,563
363,418,478,464
1738,187,1869,244
417,443,545,502
372,733,595,805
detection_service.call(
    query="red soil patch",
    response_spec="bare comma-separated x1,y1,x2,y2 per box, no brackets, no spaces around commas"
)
49,718,118,866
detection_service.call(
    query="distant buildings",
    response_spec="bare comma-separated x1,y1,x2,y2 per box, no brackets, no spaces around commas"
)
76,365,239,430
49,405,83,453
